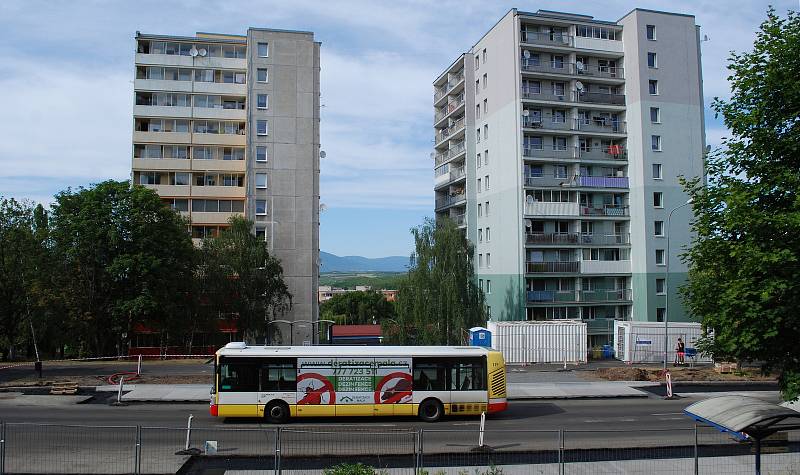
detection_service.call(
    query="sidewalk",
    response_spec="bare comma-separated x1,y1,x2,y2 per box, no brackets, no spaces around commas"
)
95,383,209,402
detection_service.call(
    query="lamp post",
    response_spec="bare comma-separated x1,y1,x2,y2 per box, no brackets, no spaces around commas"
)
663,198,693,371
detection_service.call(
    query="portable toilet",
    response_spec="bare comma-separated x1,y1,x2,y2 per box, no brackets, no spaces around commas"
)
469,327,491,348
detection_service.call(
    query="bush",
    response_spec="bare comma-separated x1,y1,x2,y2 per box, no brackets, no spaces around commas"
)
323,463,380,475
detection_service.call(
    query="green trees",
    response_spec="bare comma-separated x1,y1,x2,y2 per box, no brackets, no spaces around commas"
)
320,290,395,325
393,217,484,345
681,9,800,400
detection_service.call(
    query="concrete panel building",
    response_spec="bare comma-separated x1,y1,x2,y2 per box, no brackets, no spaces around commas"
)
432,8,704,345
132,29,320,344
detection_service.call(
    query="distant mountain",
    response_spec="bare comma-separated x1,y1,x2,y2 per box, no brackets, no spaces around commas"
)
320,251,409,273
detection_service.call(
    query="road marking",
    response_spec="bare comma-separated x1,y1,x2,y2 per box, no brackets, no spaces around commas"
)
651,412,684,416
452,422,479,426
658,417,685,421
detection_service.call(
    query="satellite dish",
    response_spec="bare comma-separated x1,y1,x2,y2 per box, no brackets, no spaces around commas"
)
429,152,435,159
576,61,584,71
525,219,532,228
575,81,584,91
522,109,530,117
319,203,328,212
198,48,207,57
319,150,326,159
523,50,531,59
526,195,534,204
189,46,199,57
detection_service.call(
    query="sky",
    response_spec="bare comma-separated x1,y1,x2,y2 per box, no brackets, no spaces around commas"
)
0,0,794,258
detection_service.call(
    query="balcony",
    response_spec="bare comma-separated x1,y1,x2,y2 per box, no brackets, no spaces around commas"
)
525,201,580,216
526,233,630,246
192,107,247,121
192,132,246,146
434,166,466,189
523,147,576,160
133,131,191,144
576,65,625,80
434,141,467,167
434,73,465,102
190,211,241,225
191,186,246,199
454,213,466,227
521,88,574,103
525,289,632,303
435,95,465,123
578,176,629,189
578,147,627,161
521,60,571,76
580,288,632,302
524,175,577,188
435,193,466,211
522,117,573,131
435,116,466,146
525,261,580,273
520,31,573,47
191,159,246,173
527,290,579,303
132,158,191,171
580,260,632,274
141,184,190,197
580,205,629,217
520,61,625,80
575,90,626,106
575,119,626,134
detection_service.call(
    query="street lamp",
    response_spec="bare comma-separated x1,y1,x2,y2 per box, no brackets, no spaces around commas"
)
663,198,693,371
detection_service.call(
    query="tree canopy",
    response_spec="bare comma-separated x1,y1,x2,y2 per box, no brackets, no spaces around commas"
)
682,9,800,400
320,290,395,325
392,217,484,345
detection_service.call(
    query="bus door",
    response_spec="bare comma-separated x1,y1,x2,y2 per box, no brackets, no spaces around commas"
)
412,358,451,413
217,357,259,417
449,357,488,415
257,358,297,418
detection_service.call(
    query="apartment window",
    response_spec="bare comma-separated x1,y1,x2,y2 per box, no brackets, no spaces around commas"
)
257,120,268,135
172,172,191,186
651,135,661,151
650,107,660,123
476,105,481,119
649,80,658,95
479,279,484,291
554,137,568,151
483,98,487,114
139,172,160,185
646,24,657,41
476,129,481,143
486,227,491,242
486,253,491,268
484,175,489,190
656,249,666,265
475,55,480,69
653,164,663,179
475,80,480,95
256,146,268,162
486,279,492,294
478,254,483,268
647,52,657,68
476,153,481,169
656,278,665,295
485,201,489,215
483,124,488,139
656,307,665,322
654,220,664,236
484,150,488,166
482,48,487,64
477,203,482,217
257,68,269,82
653,192,663,208
257,94,269,109
482,73,487,90
255,227,267,241
257,42,269,57
478,229,483,242
486,306,492,318
256,173,268,189
477,178,482,193
256,199,268,215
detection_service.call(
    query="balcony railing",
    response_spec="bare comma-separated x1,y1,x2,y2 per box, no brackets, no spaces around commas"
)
524,175,577,187
435,116,466,145
521,61,625,80
434,73,465,102
578,176,629,189
526,288,632,303
575,90,626,106
521,31,574,47
525,261,580,273
525,233,630,245
575,119,626,134
527,290,579,303
522,117,573,131
521,88,574,102
576,65,625,80
578,147,627,161
434,141,466,167
454,213,466,226
434,95,465,123
435,193,467,210
523,147,577,160
580,205,629,217
580,288,632,302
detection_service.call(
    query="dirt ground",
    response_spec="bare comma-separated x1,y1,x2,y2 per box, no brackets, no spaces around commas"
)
585,365,778,382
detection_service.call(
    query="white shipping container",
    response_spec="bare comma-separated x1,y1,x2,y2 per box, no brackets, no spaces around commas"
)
488,321,587,364
613,321,713,364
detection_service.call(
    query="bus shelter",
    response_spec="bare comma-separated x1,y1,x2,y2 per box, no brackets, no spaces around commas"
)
684,395,800,475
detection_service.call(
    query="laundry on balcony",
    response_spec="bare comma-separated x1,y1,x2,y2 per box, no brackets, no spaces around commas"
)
607,144,623,155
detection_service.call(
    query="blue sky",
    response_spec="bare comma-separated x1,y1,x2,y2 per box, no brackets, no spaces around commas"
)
0,0,793,258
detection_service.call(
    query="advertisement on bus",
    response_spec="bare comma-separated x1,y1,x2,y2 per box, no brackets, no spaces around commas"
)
296,357,412,405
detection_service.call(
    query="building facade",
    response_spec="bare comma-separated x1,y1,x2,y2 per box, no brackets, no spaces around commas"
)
132,29,321,344
432,9,705,345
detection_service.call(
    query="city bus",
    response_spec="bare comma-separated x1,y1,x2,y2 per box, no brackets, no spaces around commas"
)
210,343,508,422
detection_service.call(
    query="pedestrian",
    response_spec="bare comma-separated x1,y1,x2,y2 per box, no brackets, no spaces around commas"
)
674,337,685,366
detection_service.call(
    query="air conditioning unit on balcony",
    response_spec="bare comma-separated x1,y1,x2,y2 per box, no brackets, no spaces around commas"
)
616,171,624,177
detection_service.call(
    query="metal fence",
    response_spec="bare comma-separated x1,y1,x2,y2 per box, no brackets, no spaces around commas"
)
0,422,797,474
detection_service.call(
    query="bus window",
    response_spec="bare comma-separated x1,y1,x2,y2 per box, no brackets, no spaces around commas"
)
451,359,487,391
413,362,447,391
219,358,259,392
261,360,297,391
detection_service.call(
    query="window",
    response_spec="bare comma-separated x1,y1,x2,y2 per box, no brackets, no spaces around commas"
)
647,52,657,68
256,173,268,189
486,253,491,268
486,306,492,318
172,172,190,186
651,135,661,151
649,80,658,95
646,24,657,41
655,221,664,236
479,279,483,291
475,80,480,95
477,178,482,193
484,150,488,166
257,42,269,57
257,120,268,135
482,73,487,89
255,227,267,241
483,124,488,140
219,358,259,392
656,307,665,322
256,200,268,215
486,280,491,294
653,164,663,179
256,146,268,162
650,107,660,123
476,129,481,143
486,227,491,242
477,203,482,217
656,278,666,295
260,360,296,391
656,249,666,265
476,153,481,169
475,105,480,119
484,175,489,190
257,94,268,109
257,68,269,82
653,192,663,208
478,229,483,242
451,360,486,391
483,98,487,114
478,254,483,267
475,54,480,69
413,359,447,391
485,201,490,216
482,48,487,64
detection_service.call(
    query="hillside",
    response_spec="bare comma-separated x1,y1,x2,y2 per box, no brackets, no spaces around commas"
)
320,251,409,273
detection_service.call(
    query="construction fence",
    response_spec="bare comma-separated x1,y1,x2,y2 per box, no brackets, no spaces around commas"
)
0,422,798,474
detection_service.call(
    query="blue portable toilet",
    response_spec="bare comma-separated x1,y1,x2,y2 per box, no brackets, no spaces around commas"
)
469,327,491,348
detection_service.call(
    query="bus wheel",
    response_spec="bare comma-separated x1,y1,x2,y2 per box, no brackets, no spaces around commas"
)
265,401,290,424
418,399,443,422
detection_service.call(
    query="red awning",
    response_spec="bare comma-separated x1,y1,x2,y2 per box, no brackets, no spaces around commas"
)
331,325,382,338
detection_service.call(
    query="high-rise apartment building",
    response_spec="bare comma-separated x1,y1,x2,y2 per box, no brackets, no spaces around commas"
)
433,9,705,345
132,29,320,344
